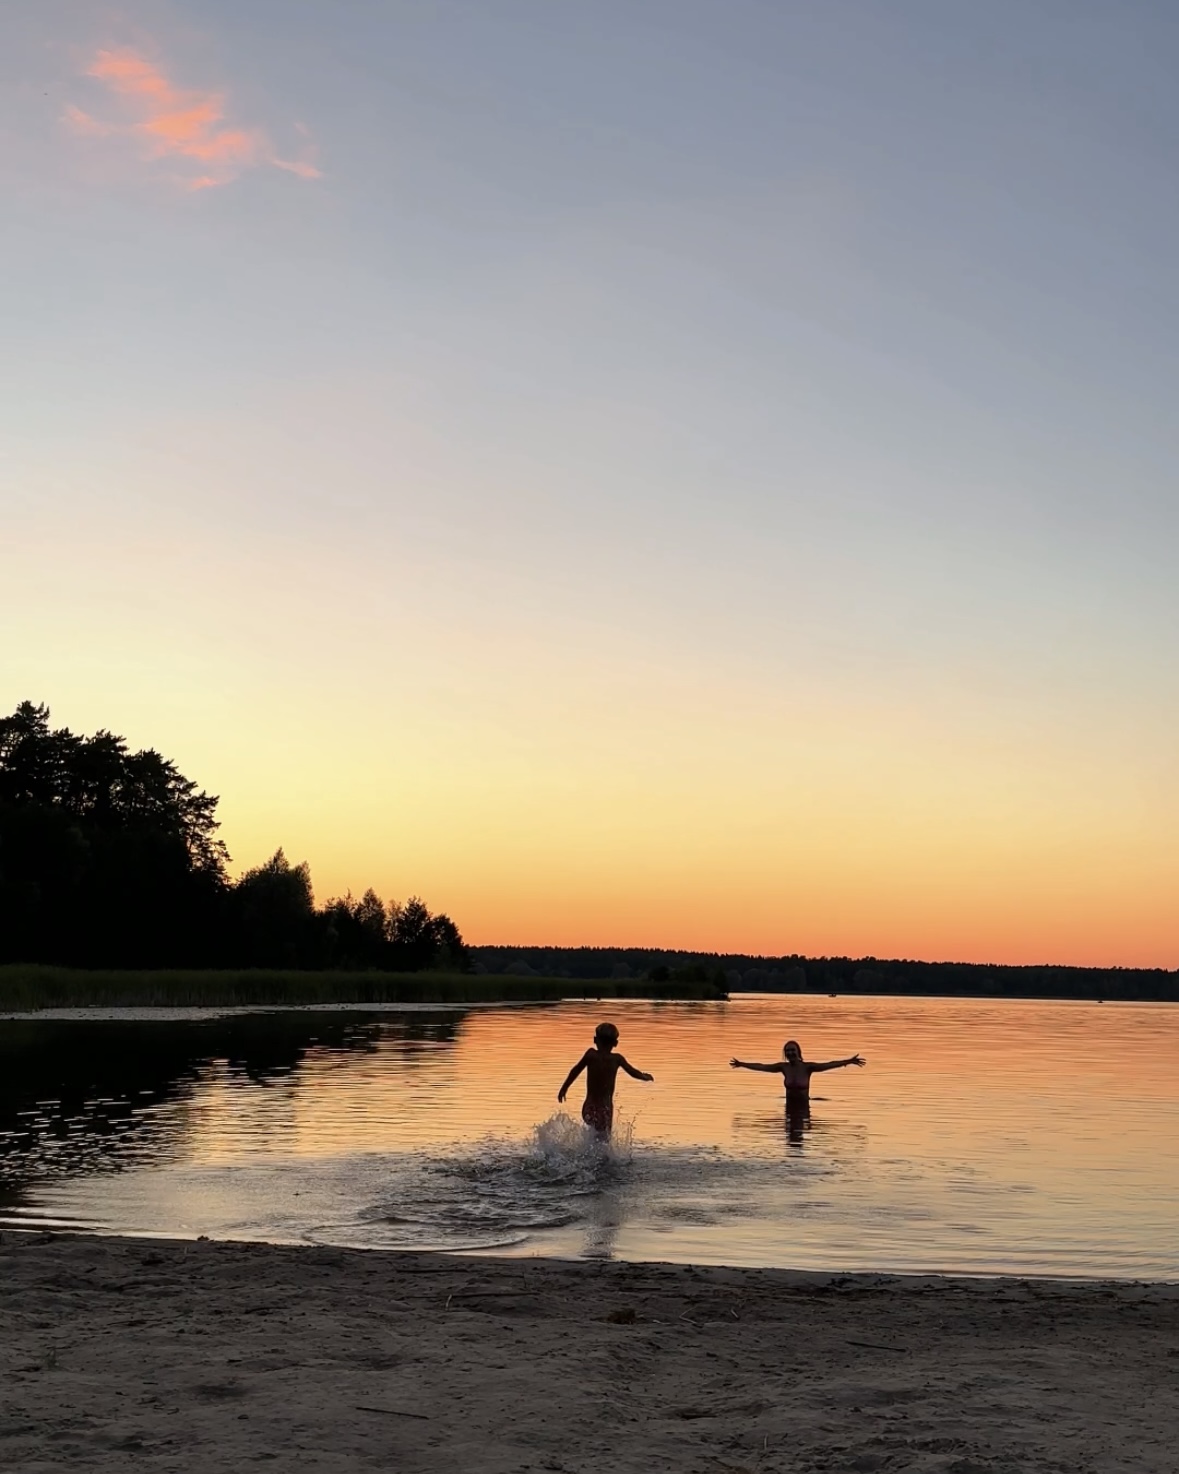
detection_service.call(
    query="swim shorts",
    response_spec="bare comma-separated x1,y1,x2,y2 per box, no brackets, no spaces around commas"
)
581,1099,613,1135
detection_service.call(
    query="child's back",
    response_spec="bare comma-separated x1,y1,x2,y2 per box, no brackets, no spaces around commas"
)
557,1022,653,1136
583,1044,624,1100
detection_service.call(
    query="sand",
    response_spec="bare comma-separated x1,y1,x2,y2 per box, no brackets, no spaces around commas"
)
1,1233,1176,1472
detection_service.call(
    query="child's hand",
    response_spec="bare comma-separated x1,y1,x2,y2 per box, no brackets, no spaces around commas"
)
557,1087,567,1103
642,1072,654,1082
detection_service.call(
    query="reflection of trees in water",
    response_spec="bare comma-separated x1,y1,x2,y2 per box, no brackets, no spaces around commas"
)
367,1015,464,1061
0,1009,471,1192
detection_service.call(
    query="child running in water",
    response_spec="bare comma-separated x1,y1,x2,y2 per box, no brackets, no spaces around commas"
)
557,1022,654,1136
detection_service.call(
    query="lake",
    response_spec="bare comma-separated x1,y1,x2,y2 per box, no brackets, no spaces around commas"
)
2,995,1176,1277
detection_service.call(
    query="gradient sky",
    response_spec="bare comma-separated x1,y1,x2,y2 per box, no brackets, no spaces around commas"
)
4,2,1178,965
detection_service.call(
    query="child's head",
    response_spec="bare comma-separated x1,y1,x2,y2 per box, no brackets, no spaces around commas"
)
594,1021,620,1051
782,1039,802,1062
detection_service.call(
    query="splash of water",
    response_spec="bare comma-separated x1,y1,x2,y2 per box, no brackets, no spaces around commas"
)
528,1110,634,1175
331,1111,639,1252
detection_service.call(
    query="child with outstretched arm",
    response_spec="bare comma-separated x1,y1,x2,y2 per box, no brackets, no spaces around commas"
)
730,1038,864,1102
558,1021,653,1136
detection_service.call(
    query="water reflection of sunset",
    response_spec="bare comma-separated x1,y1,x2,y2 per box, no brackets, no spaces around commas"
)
189,996,1178,1166
9,997,1179,1275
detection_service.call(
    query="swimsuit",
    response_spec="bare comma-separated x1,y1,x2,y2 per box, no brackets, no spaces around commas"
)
582,1098,613,1134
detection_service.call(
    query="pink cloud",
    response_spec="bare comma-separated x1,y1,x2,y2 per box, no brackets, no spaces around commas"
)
66,46,319,190
272,156,322,180
63,103,111,137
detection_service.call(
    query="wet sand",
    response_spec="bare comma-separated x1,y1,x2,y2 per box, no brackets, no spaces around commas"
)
2,1232,1176,1472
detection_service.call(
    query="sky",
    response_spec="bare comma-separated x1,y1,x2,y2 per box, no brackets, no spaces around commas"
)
4,1,1178,966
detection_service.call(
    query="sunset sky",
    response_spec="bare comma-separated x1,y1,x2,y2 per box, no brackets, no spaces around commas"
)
4,3,1178,965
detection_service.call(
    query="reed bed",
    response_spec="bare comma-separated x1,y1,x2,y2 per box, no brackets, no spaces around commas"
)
0,965,726,1010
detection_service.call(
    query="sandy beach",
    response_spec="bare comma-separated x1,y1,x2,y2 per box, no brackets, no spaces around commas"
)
1,1233,1176,1472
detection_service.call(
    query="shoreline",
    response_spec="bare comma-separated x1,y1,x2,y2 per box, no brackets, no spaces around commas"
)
0,965,727,1011
4,1232,1177,1472
0,999,551,1022
7,1221,1176,1288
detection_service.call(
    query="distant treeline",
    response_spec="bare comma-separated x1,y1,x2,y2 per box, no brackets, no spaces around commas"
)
471,947,1179,1002
0,703,467,972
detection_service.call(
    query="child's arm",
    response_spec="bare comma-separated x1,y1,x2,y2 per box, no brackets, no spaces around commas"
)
808,1055,865,1072
557,1051,591,1102
618,1055,654,1082
730,1059,785,1072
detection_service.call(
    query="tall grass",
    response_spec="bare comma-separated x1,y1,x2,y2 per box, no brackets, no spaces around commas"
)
0,965,726,1010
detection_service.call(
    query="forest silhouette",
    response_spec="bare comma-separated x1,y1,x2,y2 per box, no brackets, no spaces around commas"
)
0,702,467,971
3,701,1174,1000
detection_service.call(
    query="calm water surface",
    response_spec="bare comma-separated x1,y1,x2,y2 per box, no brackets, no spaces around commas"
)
2,995,1176,1277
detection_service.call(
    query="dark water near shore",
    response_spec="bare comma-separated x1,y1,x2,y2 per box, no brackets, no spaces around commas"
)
2,996,1177,1277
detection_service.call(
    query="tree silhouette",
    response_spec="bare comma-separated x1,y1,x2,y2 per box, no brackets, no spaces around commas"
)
233,849,317,967
0,702,228,965
0,703,468,972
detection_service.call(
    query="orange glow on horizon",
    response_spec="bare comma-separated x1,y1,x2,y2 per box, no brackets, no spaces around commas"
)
8,406,1176,974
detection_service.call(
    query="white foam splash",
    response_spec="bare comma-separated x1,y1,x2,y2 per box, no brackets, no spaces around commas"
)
530,1110,635,1173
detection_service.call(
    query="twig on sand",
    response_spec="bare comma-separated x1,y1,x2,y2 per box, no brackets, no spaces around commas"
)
444,1294,453,1310
847,1339,907,1354
355,1405,430,1421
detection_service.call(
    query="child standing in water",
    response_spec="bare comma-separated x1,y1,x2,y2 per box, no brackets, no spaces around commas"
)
557,1022,654,1136
730,1039,865,1104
